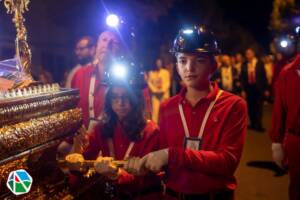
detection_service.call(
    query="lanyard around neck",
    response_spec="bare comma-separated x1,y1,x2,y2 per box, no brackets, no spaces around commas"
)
178,90,223,139
88,75,97,119
107,139,135,160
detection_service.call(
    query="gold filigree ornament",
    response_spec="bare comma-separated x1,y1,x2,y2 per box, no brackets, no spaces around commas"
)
1,0,33,88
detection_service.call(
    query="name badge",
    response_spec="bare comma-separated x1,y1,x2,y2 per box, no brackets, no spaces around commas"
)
184,137,201,150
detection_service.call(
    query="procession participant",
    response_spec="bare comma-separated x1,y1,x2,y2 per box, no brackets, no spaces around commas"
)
128,25,247,200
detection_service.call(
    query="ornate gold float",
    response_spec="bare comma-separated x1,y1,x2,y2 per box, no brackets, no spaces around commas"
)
0,0,84,199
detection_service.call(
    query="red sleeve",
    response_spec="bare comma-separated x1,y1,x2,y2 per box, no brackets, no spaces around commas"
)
71,69,81,89
158,104,169,149
119,123,161,188
83,128,101,160
168,99,247,177
269,72,287,143
117,169,134,184
141,123,160,155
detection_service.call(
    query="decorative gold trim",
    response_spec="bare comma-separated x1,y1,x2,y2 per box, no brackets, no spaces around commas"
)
0,108,82,160
0,95,79,127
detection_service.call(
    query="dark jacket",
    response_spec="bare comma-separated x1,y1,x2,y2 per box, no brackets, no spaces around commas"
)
212,65,242,94
240,59,269,95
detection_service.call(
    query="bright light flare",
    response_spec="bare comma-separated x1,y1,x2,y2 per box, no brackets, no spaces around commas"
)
280,40,288,48
183,29,193,34
111,64,127,79
295,26,300,34
106,14,119,27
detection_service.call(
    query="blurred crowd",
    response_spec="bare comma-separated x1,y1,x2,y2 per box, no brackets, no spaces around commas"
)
37,36,288,133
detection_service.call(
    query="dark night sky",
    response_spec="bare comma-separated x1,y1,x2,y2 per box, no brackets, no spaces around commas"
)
215,0,274,49
0,0,275,79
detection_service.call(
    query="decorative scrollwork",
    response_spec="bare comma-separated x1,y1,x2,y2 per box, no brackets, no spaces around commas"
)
1,0,33,87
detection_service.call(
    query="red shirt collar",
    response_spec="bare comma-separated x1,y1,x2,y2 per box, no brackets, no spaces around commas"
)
179,82,220,104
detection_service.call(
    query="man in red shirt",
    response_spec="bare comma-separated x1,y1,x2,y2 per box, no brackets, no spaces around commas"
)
128,26,247,199
270,32,300,200
71,30,122,130
65,36,95,88
57,30,122,157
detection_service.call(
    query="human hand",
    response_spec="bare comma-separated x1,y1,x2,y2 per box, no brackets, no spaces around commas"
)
272,143,285,169
124,157,147,176
65,153,85,171
139,149,168,173
94,156,119,180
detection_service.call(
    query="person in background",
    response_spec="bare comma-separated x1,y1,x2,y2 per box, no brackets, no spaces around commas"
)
33,65,53,84
263,55,274,86
146,58,170,123
240,48,269,132
57,30,122,158
263,54,274,102
213,54,241,95
234,52,244,76
65,36,96,88
272,52,288,94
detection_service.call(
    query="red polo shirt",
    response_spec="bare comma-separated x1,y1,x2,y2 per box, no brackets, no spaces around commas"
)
270,54,300,143
71,64,107,127
159,82,247,194
83,120,161,192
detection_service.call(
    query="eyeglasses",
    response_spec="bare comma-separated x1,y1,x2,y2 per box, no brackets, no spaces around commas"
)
111,94,130,103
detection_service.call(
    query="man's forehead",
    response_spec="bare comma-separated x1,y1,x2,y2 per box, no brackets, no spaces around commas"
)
99,31,119,41
77,39,89,46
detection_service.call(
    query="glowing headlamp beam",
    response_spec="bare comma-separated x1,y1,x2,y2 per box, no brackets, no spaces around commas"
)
296,26,300,34
111,64,127,79
280,40,288,48
106,14,119,28
183,29,194,34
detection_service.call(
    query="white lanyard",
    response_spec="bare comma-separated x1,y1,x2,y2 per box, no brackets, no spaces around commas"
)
178,90,223,139
88,74,96,119
87,74,104,132
107,139,135,160
106,125,147,160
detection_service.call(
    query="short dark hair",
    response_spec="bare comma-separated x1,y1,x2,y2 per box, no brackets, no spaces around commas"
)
99,86,146,141
78,36,95,48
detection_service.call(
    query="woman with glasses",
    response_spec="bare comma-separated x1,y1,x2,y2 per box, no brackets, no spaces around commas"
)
69,78,162,199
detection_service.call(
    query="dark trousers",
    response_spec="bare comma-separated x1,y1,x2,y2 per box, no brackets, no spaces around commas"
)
246,85,264,129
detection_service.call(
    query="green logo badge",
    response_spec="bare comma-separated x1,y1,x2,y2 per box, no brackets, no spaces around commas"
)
6,169,33,195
